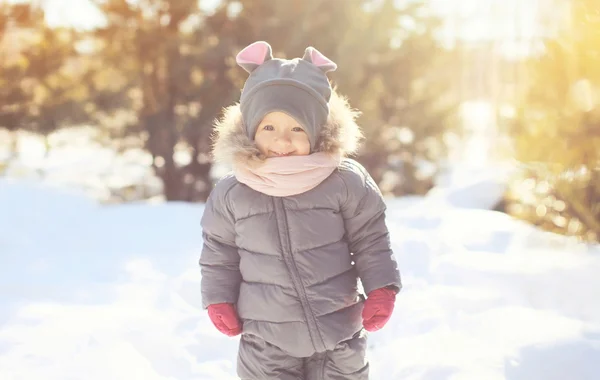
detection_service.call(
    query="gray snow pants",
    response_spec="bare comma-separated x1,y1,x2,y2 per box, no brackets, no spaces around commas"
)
237,330,369,380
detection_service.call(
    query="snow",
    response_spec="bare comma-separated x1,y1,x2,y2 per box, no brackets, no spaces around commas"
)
0,128,162,202
431,162,511,210
1,177,599,380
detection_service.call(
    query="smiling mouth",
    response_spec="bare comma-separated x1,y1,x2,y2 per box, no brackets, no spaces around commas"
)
270,151,294,157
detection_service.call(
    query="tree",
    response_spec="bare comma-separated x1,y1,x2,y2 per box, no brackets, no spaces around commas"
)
87,0,240,201
0,3,88,134
2,0,458,201
502,0,600,241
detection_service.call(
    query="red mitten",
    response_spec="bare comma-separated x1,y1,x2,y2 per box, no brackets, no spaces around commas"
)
362,287,396,332
207,303,242,337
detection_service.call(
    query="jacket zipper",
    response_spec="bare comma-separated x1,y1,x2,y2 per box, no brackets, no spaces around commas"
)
273,197,326,353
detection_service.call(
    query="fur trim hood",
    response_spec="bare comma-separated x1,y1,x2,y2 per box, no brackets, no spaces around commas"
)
211,89,363,167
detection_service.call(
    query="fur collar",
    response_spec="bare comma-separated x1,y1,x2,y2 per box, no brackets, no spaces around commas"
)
211,89,363,167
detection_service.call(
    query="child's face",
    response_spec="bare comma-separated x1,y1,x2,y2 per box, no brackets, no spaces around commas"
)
254,112,311,157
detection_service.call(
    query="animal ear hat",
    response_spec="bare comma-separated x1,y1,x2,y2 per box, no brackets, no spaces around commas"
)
236,41,337,151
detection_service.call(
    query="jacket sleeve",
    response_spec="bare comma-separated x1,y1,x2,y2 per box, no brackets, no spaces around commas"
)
340,162,402,295
199,182,242,309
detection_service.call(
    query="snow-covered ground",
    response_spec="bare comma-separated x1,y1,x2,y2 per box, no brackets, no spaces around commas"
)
1,175,599,380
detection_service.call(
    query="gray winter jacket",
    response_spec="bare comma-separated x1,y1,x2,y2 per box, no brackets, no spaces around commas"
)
200,91,402,358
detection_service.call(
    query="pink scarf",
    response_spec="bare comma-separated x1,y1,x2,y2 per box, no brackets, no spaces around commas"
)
233,152,341,197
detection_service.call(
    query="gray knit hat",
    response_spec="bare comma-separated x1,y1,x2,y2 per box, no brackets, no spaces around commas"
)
236,41,337,151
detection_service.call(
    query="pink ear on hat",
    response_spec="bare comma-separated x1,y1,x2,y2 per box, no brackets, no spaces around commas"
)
236,41,273,73
302,46,337,73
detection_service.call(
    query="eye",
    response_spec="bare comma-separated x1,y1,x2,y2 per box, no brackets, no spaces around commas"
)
262,124,274,131
292,127,304,132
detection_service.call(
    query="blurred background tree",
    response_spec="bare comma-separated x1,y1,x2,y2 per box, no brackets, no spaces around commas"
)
1,2,90,161
3,0,597,242
501,0,600,242
87,0,238,201
1,0,459,201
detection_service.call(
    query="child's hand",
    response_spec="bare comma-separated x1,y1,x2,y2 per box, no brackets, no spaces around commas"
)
362,287,396,332
207,303,242,336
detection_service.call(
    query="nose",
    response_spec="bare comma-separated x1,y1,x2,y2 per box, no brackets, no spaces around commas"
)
274,130,292,145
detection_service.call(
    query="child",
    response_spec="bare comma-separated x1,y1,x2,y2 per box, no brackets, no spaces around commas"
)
200,41,402,380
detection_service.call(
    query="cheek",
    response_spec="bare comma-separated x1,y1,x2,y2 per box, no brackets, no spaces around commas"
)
254,134,271,153
293,135,311,154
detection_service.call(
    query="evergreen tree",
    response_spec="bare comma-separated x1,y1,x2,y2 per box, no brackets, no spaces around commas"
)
2,0,458,201
0,3,88,134
503,0,600,241
88,0,237,201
